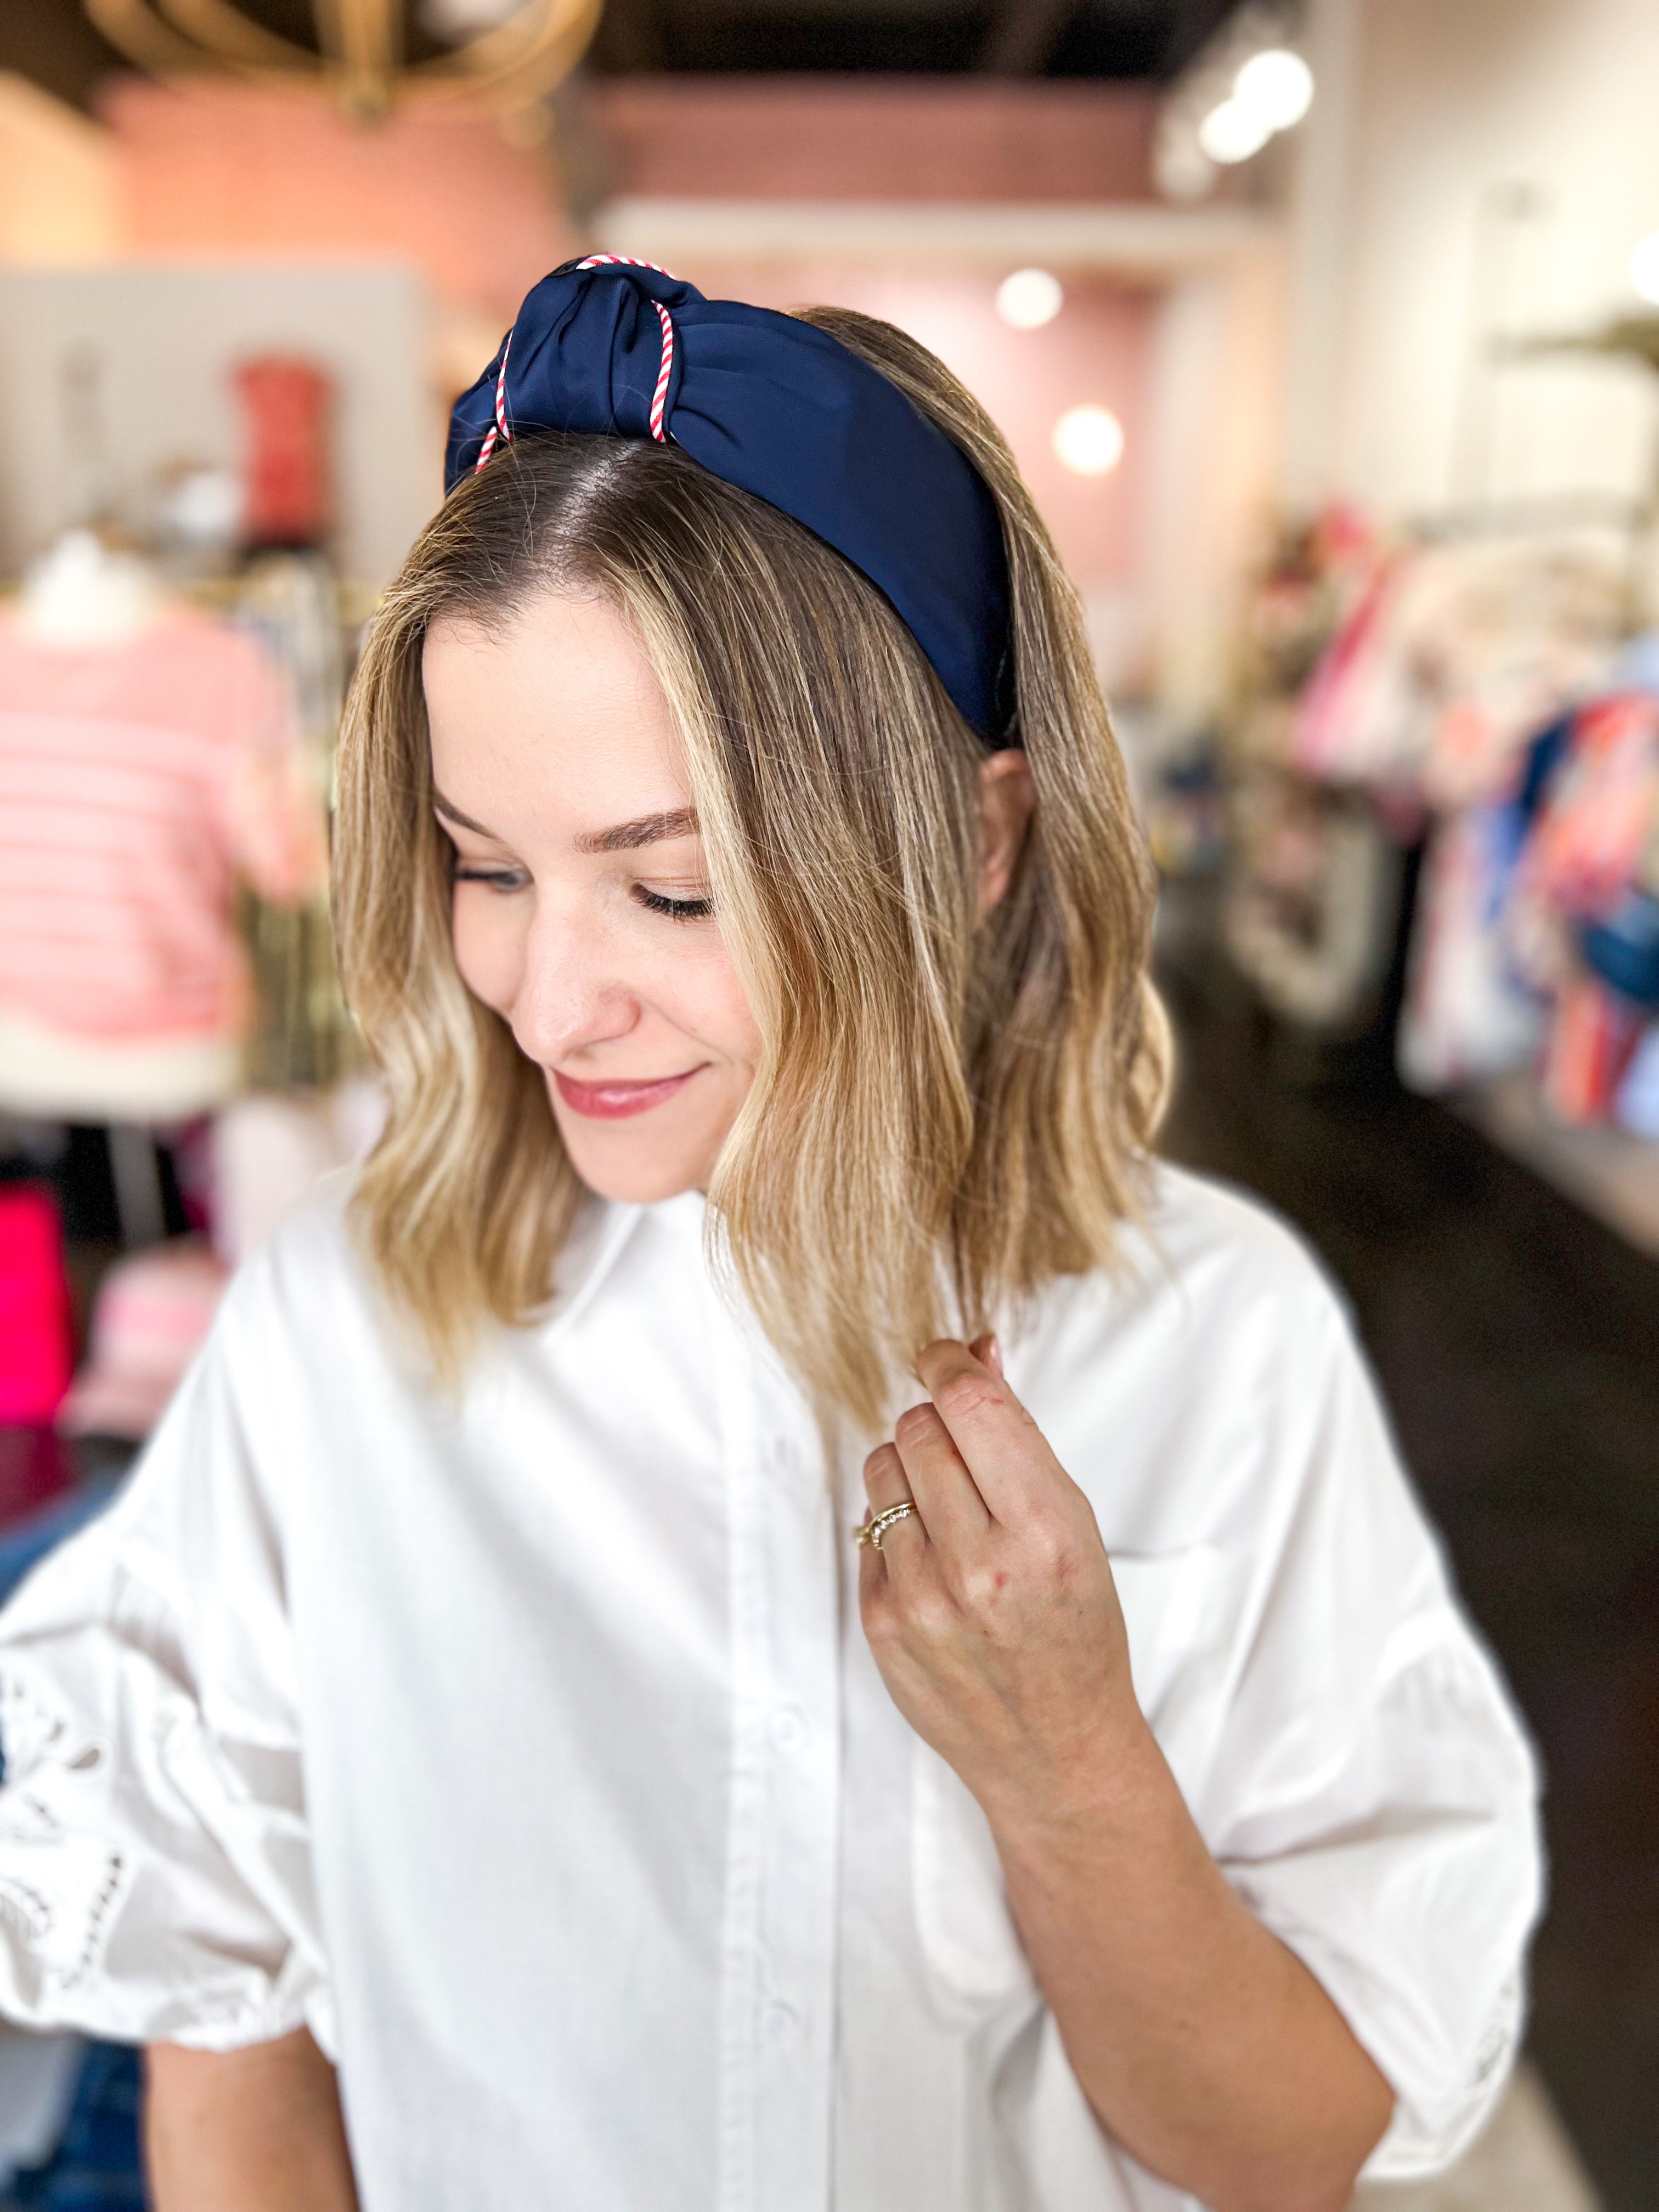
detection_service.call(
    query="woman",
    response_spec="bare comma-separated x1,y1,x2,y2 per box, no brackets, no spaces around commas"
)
0,262,1538,2212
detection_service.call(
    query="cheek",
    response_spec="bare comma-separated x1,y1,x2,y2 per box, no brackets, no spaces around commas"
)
669,938,763,1064
450,891,524,1014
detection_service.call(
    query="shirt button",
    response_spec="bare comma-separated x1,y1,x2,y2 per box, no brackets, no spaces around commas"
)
763,2000,800,2046
770,1706,807,1753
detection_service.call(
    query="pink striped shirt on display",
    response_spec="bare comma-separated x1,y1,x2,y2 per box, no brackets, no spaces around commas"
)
0,611,322,1043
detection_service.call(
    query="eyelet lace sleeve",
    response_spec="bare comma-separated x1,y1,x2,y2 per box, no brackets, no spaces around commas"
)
0,1294,329,2053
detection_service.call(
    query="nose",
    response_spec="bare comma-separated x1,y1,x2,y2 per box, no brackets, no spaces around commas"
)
509,894,641,1067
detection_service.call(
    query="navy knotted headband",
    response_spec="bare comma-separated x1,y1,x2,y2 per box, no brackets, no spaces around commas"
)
445,256,1015,746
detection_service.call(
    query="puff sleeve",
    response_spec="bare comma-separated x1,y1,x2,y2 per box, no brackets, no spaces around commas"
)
0,1304,328,2054
1198,1286,1543,2183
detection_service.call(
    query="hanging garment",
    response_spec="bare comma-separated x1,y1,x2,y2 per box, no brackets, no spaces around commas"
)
1521,692,1659,921
0,609,324,1119
1614,1023,1659,1137
1223,776,1405,1032
1579,887,1659,1007
1289,553,1410,786
0,1169,1540,2211
1290,532,1627,802
1397,802,1543,1094
1539,973,1643,1124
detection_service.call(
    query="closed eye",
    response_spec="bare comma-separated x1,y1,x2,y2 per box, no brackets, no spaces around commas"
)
452,864,529,893
635,886,715,922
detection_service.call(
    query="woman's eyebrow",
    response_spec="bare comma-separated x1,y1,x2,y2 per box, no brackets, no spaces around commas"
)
574,808,701,855
432,791,500,839
433,792,699,854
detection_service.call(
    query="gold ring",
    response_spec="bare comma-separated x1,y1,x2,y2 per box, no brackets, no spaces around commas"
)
854,1500,919,1551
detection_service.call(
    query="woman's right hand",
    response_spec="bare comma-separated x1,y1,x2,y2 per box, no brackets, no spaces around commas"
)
145,2029,359,2212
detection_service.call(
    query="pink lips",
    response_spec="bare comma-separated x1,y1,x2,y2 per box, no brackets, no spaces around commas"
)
553,1068,702,1120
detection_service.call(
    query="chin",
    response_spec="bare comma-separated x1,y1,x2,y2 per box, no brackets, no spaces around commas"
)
568,1151,708,1206
551,1116,716,1207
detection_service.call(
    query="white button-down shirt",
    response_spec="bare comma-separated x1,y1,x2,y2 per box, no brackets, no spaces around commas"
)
0,1166,1540,2210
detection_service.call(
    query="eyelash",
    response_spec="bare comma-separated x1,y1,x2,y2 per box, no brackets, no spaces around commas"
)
450,865,713,922
635,888,716,922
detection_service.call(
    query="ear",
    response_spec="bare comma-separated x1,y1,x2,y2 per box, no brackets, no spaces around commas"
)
982,743,1035,916
977,749,1035,920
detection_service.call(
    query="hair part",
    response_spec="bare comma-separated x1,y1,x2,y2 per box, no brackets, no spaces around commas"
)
334,305,1170,1432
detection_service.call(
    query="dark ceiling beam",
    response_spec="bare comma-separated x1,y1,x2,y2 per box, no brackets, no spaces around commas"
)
588,0,667,72
1160,0,1243,77
0,0,1254,102
0,0,131,114
978,0,1076,73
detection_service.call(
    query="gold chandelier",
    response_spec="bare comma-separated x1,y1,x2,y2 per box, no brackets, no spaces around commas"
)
82,0,603,125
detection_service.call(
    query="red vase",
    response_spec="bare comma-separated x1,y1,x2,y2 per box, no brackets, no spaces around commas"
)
234,356,334,550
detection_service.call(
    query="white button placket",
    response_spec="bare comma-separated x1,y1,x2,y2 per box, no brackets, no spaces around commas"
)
708,1293,841,2212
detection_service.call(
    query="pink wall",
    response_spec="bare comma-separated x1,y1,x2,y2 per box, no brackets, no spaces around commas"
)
675,259,1153,588
100,81,577,319
99,77,1159,327
592,80,1159,204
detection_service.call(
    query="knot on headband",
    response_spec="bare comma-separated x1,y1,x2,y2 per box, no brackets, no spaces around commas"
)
446,257,1015,745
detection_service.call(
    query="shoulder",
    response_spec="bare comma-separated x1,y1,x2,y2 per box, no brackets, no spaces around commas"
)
228,1165,362,1289
1015,1163,1368,1550
112,1172,436,1540
1137,1160,1352,1338
1026,1160,1352,1380
216,1175,639,1391
211,1170,391,1377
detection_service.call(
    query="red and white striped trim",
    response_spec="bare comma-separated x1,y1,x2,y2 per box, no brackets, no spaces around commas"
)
473,256,682,470
473,328,515,472
576,255,679,444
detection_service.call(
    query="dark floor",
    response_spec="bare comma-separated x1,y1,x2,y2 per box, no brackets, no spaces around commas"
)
1156,946,1659,2212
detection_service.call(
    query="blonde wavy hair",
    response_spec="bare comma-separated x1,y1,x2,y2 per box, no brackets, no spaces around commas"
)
334,306,1169,1431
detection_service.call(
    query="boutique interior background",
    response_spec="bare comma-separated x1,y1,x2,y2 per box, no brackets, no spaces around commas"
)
0,0,1657,2206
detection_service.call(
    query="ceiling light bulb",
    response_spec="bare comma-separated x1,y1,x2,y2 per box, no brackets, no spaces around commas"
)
1631,232,1659,306
1197,97,1276,166
420,0,522,36
1233,48,1314,131
1053,404,1124,477
996,268,1064,330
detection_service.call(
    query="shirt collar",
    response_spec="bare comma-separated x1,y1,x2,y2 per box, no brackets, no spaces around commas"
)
542,1188,709,1342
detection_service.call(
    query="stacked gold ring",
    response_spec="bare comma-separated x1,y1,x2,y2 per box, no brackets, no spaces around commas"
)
854,1500,919,1551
